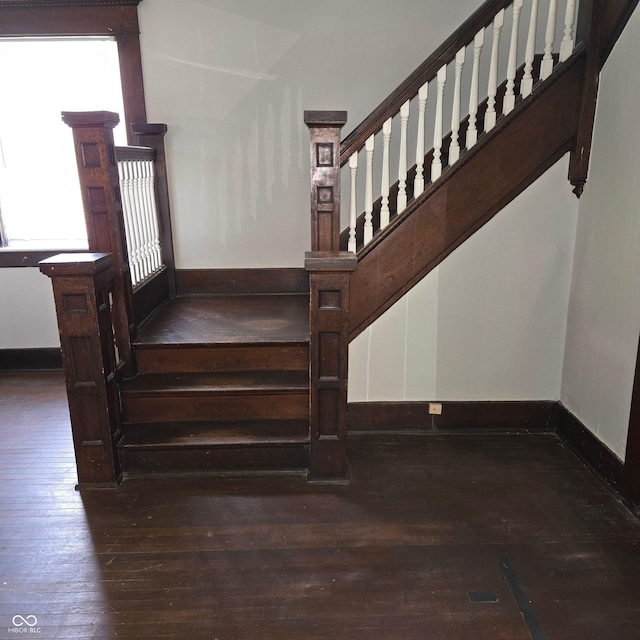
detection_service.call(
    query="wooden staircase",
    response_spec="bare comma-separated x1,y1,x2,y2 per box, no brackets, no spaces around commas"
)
118,294,311,477
40,0,639,489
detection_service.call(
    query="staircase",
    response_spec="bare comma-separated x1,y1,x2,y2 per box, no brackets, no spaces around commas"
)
119,293,311,476
40,0,639,488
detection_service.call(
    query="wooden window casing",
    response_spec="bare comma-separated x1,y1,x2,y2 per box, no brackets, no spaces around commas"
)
0,0,146,267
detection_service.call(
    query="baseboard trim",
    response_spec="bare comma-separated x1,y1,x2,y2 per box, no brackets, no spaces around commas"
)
348,401,559,433
0,348,62,371
555,404,625,494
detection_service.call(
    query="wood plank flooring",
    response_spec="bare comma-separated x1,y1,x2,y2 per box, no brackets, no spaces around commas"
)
2,371,640,639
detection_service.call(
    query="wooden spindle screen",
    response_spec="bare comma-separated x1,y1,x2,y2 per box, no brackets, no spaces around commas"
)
340,0,580,256
116,148,164,288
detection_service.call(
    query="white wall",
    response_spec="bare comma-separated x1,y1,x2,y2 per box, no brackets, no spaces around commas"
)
561,8,640,461
0,268,59,348
349,156,578,401
138,0,484,268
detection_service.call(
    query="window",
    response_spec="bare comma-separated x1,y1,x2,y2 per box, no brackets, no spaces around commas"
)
0,37,127,250
0,0,145,267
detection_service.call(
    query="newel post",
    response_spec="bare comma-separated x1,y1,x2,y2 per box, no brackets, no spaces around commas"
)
62,111,135,375
305,252,357,482
40,254,122,489
131,122,176,297
304,111,347,251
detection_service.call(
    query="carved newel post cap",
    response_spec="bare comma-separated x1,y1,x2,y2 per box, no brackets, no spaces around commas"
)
304,111,348,128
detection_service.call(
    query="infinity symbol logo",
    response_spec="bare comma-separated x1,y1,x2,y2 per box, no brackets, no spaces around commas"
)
12,615,38,627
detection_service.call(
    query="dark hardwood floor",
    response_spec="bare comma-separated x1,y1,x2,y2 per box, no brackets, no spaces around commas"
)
1,371,639,639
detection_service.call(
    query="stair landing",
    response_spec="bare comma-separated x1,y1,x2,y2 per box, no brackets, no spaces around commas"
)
135,294,310,346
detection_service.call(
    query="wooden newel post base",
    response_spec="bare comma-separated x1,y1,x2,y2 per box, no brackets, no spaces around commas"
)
304,111,347,252
40,254,122,489
305,251,358,482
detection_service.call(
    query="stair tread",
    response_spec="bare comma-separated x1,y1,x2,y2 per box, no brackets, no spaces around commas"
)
135,294,310,347
121,370,310,396
120,420,309,448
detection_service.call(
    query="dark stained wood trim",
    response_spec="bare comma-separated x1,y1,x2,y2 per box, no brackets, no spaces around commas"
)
0,1,147,145
175,269,309,296
39,253,122,488
131,123,175,296
0,1,140,6
348,401,559,433
569,0,602,196
0,249,85,268
305,111,347,253
598,0,640,65
132,267,169,327
306,252,357,482
623,330,640,510
115,145,155,162
348,52,583,339
0,348,62,370
556,404,626,499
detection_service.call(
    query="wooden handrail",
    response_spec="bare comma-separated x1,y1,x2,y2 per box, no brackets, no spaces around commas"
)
340,0,514,164
115,145,156,162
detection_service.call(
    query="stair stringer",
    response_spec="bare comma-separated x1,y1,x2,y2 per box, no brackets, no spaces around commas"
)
348,51,585,340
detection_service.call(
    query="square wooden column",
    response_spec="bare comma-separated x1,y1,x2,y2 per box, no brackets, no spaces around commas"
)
304,111,347,252
306,251,357,482
40,254,122,489
62,111,135,375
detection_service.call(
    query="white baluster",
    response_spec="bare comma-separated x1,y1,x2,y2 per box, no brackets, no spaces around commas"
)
467,29,485,148
124,161,144,285
485,9,505,132
431,65,447,181
118,161,139,286
397,100,410,212
541,0,558,80
449,48,466,165
134,160,152,279
144,161,162,272
380,118,392,229
521,0,539,98
414,82,428,196
348,152,358,254
504,0,524,115
363,135,375,245
560,0,576,62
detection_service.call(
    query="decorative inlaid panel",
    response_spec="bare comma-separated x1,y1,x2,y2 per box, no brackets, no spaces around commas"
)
317,186,334,205
318,388,340,438
63,294,87,313
319,290,341,310
69,337,96,385
87,187,107,207
81,143,101,168
316,142,334,167
319,332,340,378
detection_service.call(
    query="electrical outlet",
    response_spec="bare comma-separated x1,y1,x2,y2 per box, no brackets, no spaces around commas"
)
428,402,442,415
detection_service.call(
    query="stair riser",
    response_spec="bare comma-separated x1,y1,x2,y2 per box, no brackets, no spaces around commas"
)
122,393,309,423
120,445,309,476
135,345,309,374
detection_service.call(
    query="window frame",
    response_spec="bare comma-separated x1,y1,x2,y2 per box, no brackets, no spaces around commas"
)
0,0,146,267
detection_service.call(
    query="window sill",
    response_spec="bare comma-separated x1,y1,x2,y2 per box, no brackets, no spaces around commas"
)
0,248,88,268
